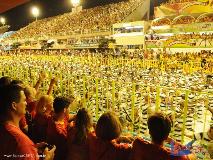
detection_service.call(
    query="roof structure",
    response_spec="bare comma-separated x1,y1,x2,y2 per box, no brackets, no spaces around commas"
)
0,0,30,13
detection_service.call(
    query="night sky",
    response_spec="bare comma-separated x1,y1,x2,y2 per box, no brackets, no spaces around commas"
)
1,0,159,31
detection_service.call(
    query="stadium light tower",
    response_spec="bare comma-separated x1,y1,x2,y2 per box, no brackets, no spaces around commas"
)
31,7,39,21
71,0,82,13
71,0,80,8
0,17,6,26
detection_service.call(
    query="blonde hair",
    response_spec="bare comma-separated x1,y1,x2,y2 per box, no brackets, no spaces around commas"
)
36,95,53,114
24,85,36,101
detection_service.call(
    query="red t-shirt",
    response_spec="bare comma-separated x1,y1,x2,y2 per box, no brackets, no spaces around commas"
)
88,132,131,160
129,138,195,160
26,101,37,119
129,138,170,160
67,122,93,160
0,123,38,160
67,122,94,160
33,113,52,143
46,116,69,160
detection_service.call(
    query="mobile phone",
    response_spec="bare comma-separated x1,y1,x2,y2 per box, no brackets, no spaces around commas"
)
45,144,54,150
41,144,54,151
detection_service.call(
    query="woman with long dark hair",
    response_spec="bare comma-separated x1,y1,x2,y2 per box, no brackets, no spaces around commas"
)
67,108,93,160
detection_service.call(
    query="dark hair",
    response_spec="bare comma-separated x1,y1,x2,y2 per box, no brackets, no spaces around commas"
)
148,112,171,145
53,97,71,114
96,112,122,141
0,84,24,115
11,79,24,86
0,76,12,87
73,108,92,144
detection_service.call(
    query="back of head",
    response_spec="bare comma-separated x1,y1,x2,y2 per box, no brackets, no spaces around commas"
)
0,84,24,117
75,108,92,130
96,112,122,141
148,112,171,145
0,76,12,87
74,108,92,144
53,97,71,114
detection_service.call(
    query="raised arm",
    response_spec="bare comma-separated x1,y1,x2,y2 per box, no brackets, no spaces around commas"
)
34,72,46,92
47,78,57,95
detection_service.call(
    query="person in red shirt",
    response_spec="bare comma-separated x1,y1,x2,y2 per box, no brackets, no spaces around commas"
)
129,112,196,160
67,108,93,160
89,112,131,160
19,73,45,134
9,79,31,135
47,97,72,160
0,84,55,160
24,73,55,120
20,76,56,138
33,95,54,143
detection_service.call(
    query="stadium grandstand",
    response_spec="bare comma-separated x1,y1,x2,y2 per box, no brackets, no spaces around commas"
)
1,0,151,50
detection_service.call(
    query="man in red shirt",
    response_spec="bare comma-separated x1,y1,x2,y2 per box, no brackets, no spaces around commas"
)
0,84,55,160
130,112,195,160
47,97,72,160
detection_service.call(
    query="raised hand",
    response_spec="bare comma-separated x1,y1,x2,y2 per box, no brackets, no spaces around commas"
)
39,71,46,81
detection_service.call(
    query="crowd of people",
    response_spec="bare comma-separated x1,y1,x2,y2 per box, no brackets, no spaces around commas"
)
0,48,211,160
145,33,213,48
1,48,213,60
163,0,212,6
152,15,213,26
0,74,212,160
152,18,171,26
152,16,195,26
165,33,213,47
0,50,212,154
167,0,199,3
196,15,213,23
7,0,142,41
167,33,213,41
173,16,195,25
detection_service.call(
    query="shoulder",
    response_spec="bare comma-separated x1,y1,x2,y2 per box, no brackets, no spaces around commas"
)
0,124,19,145
1,124,37,157
4,123,30,142
10,125,34,146
132,137,149,148
67,124,76,139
